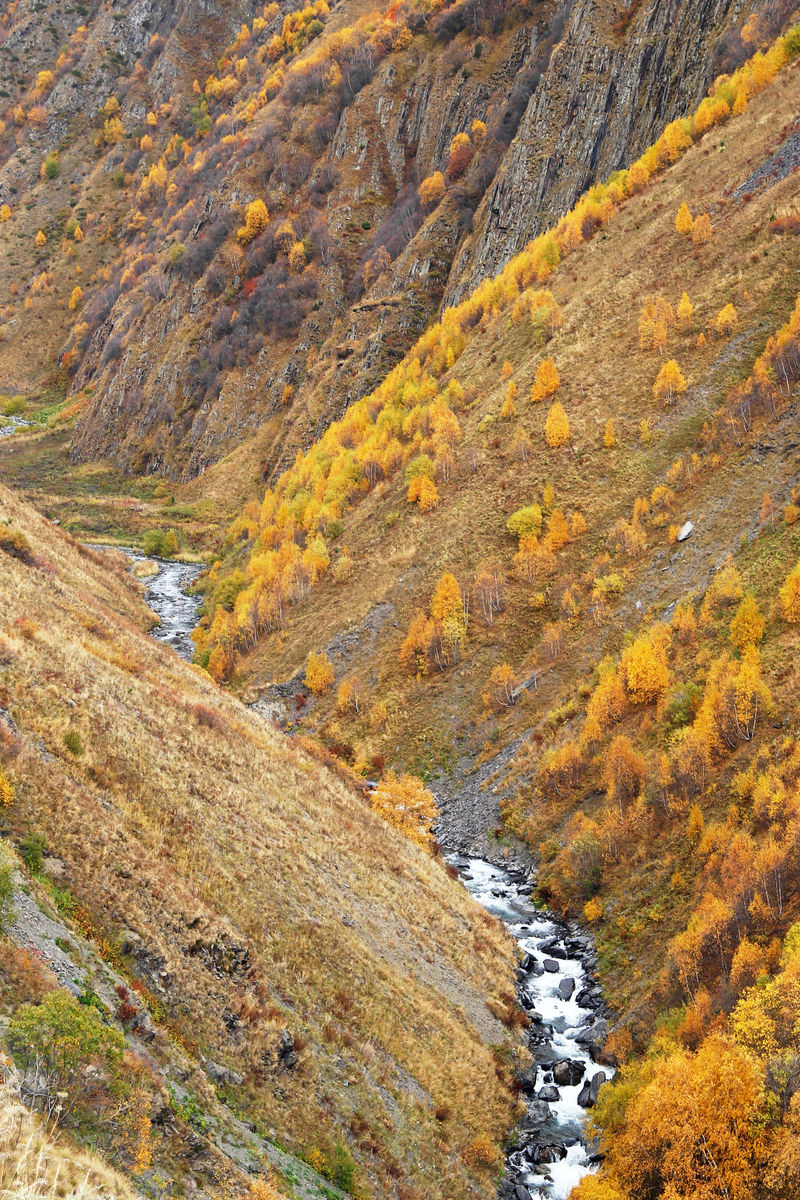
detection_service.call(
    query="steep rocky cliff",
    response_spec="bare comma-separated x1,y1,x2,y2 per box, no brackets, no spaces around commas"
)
447,0,754,301
0,0,783,485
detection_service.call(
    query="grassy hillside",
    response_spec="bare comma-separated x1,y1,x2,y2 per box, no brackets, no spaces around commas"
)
0,482,523,1199
197,20,800,746
184,22,800,1198
0,0,773,489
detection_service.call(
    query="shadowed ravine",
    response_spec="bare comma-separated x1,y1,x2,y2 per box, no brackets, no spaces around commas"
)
139,556,609,1198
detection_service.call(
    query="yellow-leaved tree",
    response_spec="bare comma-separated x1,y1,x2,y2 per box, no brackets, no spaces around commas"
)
779,559,800,623
237,198,269,245
431,571,467,665
545,401,570,448
370,772,438,850
305,650,334,696
653,359,686,405
675,202,694,235
530,357,560,403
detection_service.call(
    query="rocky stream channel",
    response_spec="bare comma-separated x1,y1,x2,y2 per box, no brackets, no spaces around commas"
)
136,555,610,1199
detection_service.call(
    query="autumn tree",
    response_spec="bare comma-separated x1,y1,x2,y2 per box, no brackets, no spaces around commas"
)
407,474,439,512
713,302,738,337
602,734,646,813
653,359,686,405
530,357,560,403
692,212,713,244
571,510,587,537
638,295,675,354
545,401,570,447
597,1035,764,1200
237,198,269,245
779,559,800,623
603,419,616,448
677,291,694,326
305,649,334,696
675,202,694,235
484,663,515,709
418,171,445,208
336,677,360,714
446,131,473,180
0,204,10,222
400,610,434,676
729,593,765,654
547,507,570,549
506,504,542,541
35,229,46,247
68,285,83,311
621,626,670,704
0,770,13,808
370,771,438,850
472,558,504,625
501,381,517,419
431,571,467,664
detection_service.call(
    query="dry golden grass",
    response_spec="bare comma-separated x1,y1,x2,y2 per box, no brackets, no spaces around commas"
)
0,484,520,1200
0,1074,135,1199
231,56,800,791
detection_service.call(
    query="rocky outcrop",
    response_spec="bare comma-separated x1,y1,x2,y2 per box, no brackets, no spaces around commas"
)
6,0,773,481
446,0,752,302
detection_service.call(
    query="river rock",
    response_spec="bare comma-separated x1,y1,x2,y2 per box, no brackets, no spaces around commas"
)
557,977,576,1000
538,940,568,959
543,958,560,973
553,1059,585,1086
528,1141,568,1164
520,1100,552,1129
576,1018,608,1056
519,987,539,1010
578,1070,607,1108
538,1085,560,1102
515,1187,533,1200
517,1066,538,1094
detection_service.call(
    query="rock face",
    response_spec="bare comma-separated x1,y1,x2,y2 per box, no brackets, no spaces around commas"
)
447,0,750,302
16,0,763,481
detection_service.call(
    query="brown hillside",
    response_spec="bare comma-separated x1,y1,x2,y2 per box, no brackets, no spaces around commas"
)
0,482,521,1199
0,0,776,484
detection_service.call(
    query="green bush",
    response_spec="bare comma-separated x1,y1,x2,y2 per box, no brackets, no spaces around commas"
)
0,849,16,933
43,154,60,180
19,831,47,874
328,1141,357,1192
506,504,543,541
8,990,125,1122
63,728,84,756
404,454,434,483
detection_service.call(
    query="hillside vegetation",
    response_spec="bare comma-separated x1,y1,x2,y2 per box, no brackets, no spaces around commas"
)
0,482,523,1199
182,16,800,1198
0,0,780,487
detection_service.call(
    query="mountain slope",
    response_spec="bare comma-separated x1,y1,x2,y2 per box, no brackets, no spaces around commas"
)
0,482,522,1199
0,0,782,485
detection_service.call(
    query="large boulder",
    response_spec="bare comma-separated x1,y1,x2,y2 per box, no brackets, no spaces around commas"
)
553,1059,585,1087
577,1070,607,1108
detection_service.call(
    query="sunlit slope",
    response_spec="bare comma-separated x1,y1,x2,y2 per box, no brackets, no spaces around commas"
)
0,482,520,1199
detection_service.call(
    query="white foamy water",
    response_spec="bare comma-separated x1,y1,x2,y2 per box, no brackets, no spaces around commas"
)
450,856,611,1200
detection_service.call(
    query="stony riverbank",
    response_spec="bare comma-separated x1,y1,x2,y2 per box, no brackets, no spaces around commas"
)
451,856,612,1200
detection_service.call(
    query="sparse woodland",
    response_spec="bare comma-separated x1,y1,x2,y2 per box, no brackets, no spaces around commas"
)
1,3,800,1200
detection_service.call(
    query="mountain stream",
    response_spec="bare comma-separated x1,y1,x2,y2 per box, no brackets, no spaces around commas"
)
449,856,610,1200
132,549,609,1199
